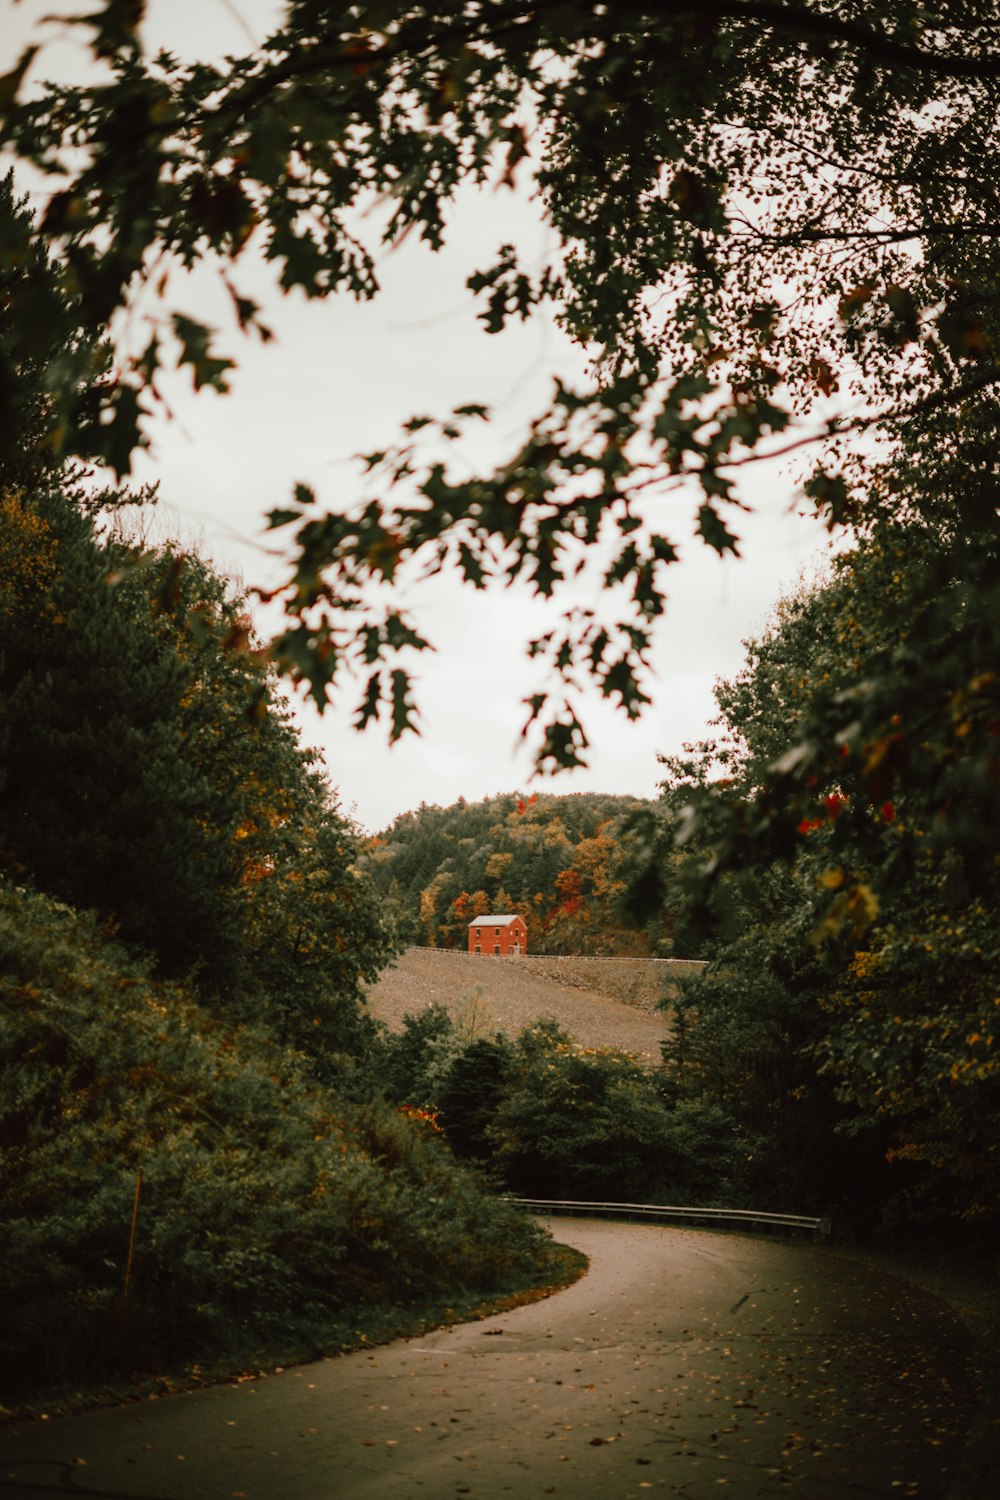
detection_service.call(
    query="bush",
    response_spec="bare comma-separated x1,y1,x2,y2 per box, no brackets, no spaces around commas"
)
365,1009,749,1205
487,1020,747,1202
0,883,553,1398
0,488,393,1059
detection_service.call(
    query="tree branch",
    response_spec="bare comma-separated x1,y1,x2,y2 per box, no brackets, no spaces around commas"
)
733,222,1000,248
218,0,1000,134
627,366,1000,492
698,0,1000,81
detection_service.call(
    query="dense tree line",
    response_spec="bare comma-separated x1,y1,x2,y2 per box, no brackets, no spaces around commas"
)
362,790,670,954
630,522,1000,1235
357,1006,745,1205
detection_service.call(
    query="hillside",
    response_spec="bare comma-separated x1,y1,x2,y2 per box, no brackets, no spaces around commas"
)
360,790,669,955
364,949,703,1062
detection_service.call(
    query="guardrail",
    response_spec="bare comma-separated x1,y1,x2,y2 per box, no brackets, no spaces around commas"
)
513,1197,831,1240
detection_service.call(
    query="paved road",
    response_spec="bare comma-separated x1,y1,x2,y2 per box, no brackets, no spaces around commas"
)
0,1220,977,1499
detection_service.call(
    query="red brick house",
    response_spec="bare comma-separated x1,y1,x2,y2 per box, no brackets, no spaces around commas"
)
468,914,527,957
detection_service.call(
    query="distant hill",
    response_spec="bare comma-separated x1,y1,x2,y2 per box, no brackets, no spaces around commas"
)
364,948,703,1063
360,790,669,956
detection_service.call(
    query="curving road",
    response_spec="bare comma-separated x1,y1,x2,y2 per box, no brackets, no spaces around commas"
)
0,1220,977,1499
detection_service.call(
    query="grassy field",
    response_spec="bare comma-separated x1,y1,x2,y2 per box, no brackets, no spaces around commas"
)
363,948,696,1061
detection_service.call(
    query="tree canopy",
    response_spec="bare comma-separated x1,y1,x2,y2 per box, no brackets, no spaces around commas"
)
362,788,665,953
640,523,1000,1228
4,0,998,783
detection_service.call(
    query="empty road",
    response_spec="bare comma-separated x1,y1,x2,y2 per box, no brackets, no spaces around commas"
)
0,1219,977,1499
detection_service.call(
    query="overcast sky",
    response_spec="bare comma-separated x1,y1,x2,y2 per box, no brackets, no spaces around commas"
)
5,0,839,831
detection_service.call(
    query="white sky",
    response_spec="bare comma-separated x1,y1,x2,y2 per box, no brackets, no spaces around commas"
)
4,0,839,831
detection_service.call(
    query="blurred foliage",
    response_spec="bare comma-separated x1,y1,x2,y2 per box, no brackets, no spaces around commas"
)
0,176,105,493
3,3,999,769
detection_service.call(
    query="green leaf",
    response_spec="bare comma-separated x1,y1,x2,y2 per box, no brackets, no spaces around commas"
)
696,504,741,556
389,669,419,742
354,671,383,730
0,45,39,127
803,470,854,528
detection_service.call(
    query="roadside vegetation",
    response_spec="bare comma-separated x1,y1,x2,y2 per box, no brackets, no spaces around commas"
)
0,882,569,1410
0,491,575,1408
356,1007,745,1204
630,525,1000,1239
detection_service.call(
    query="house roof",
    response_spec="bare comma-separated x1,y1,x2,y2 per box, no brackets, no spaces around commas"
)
468,914,523,927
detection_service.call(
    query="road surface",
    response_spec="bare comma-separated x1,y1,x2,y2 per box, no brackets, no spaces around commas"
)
0,1219,977,1499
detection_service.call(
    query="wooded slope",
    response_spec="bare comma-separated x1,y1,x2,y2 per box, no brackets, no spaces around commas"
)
361,791,668,955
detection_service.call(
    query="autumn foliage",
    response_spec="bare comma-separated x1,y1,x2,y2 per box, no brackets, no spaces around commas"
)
362,791,668,956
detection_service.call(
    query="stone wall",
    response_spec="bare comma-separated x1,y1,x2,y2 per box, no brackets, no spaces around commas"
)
512,954,706,1014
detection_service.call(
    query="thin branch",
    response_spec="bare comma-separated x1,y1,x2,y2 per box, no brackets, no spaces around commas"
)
733,222,1000,248
724,119,935,191
214,0,259,46
628,366,1000,490
695,0,1000,81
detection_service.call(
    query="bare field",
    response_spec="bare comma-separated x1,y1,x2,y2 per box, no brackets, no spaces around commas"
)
362,947,689,1062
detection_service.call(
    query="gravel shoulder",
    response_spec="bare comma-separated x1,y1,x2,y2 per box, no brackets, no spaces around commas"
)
364,947,675,1062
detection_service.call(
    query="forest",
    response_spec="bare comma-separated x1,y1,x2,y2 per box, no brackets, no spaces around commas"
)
2,0,999,1411
362,790,665,953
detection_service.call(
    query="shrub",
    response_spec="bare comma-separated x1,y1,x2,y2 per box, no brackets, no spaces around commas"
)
0,883,552,1397
488,1020,748,1202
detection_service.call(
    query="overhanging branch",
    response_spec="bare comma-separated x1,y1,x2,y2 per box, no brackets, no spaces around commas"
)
219,0,1000,133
